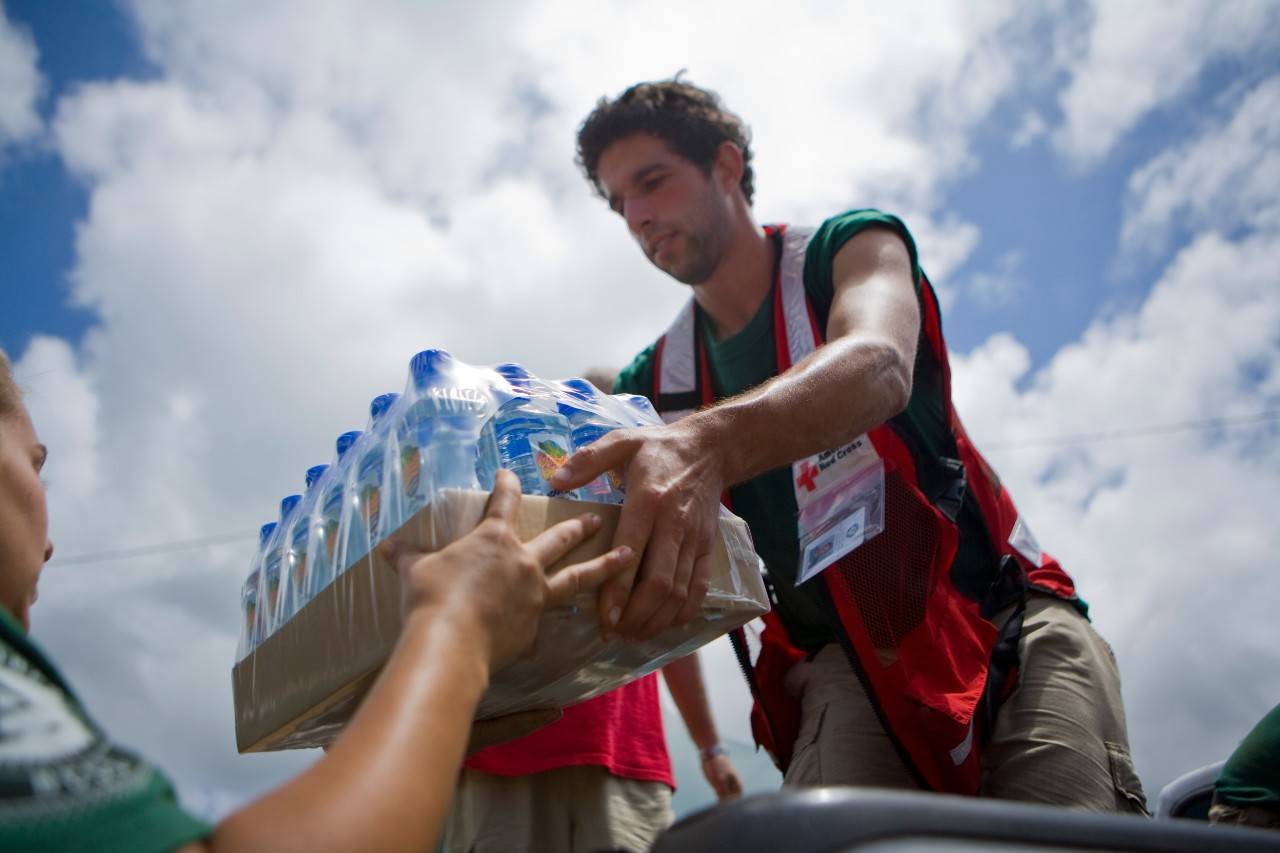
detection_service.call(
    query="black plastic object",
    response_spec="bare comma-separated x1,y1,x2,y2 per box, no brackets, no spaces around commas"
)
650,788,1280,852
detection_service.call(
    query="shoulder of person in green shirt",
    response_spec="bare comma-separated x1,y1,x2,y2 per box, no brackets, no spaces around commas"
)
0,605,209,853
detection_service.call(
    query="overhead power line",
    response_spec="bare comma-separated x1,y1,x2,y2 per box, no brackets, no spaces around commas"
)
982,410,1280,450
48,531,255,567
45,410,1280,568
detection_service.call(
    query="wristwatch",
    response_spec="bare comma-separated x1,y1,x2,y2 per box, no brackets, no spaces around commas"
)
700,744,727,762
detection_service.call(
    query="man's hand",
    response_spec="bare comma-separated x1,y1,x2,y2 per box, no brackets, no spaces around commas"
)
550,418,725,641
702,751,743,801
380,469,633,668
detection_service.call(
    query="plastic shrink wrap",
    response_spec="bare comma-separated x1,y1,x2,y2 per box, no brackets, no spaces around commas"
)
232,349,768,753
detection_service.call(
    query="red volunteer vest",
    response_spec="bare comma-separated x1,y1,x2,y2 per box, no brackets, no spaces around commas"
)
651,224,1080,794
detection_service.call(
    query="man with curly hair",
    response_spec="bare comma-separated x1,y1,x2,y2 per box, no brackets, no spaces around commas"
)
552,77,1147,811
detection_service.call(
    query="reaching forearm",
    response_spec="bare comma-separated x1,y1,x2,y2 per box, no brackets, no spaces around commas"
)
662,652,720,751
208,609,489,853
689,333,911,487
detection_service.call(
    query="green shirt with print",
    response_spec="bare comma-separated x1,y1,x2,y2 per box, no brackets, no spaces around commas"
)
0,606,209,853
615,209,996,648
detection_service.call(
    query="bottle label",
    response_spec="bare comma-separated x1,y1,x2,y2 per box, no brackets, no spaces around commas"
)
322,487,344,561
530,431,571,488
359,449,385,540
290,525,309,590
264,557,281,609
401,445,422,500
361,484,381,541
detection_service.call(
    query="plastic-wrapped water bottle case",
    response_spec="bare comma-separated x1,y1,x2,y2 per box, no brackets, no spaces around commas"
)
235,349,661,661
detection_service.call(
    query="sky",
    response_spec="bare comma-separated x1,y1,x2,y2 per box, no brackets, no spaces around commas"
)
1,0,1278,823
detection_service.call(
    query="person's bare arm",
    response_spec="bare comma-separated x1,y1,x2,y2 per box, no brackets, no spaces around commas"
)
662,652,742,800
553,227,920,641
179,471,630,853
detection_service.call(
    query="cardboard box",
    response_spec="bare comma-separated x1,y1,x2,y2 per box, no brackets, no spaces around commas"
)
232,489,768,753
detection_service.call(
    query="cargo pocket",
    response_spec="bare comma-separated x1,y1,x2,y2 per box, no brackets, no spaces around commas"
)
783,702,829,787
1106,741,1149,816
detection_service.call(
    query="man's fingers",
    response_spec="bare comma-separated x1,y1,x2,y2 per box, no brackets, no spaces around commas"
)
633,534,695,640
546,546,634,606
674,547,714,625
525,512,602,568
616,514,681,638
550,430,637,492
597,494,662,636
483,469,522,522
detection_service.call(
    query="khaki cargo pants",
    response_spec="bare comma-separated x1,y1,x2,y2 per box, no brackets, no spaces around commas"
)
444,765,674,853
781,594,1149,813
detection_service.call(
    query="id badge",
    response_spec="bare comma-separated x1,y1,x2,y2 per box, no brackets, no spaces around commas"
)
793,436,886,585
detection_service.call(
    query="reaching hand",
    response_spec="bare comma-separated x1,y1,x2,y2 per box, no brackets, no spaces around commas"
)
702,752,743,801
550,419,725,641
380,469,633,668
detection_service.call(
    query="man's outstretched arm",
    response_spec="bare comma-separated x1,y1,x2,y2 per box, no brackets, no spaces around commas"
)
552,226,920,640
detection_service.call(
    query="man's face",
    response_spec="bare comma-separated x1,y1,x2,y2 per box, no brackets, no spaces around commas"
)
595,133,735,285
0,407,52,631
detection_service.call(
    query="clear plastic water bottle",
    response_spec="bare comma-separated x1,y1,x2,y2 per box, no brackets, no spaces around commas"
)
344,393,400,567
259,494,301,641
558,378,624,503
279,464,329,625
309,430,362,598
491,363,578,498
236,522,276,661
397,349,493,519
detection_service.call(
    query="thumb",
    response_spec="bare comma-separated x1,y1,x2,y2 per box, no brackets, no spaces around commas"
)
550,431,636,491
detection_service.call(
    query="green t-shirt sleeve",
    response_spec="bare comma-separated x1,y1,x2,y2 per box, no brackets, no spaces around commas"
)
613,341,658,398
803,208,923,323
1216,704,1280,807
0,610,211,853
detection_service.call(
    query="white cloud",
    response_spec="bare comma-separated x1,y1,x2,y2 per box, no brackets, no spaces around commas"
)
1010,111,1047,150
965,249,1025,308
1122,75,1280,255
0,2,43,149
13,337,102,504
1053,0,1280,167
951,227,1280,790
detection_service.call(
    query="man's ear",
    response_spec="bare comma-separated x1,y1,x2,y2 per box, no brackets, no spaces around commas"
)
712,141,745,194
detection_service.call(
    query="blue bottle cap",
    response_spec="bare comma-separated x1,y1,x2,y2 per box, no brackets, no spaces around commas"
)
280,494,302,519
410,349,453,387
305,464,329,489
496,362,532,378
259,522,277,545
561,378,596,401
497,363,534,392
336,430,363,458
370,392,400,420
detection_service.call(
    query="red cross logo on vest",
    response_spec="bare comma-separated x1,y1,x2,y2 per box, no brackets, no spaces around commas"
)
796,460,820,493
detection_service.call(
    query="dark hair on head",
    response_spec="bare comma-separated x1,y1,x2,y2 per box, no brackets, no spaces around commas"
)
576,75,755,206
0,348,20,420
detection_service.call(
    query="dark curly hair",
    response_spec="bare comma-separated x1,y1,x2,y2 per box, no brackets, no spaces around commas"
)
576,76,755,206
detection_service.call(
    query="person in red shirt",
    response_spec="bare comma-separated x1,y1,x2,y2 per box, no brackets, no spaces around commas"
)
448,655,741,853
